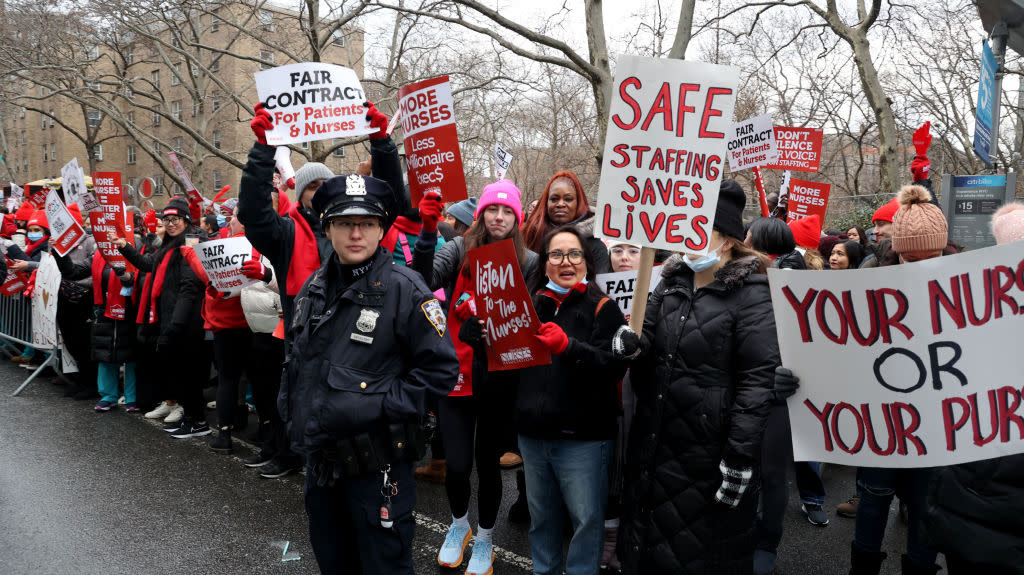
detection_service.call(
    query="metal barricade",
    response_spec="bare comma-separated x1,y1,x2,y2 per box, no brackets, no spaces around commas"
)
0,293,64,396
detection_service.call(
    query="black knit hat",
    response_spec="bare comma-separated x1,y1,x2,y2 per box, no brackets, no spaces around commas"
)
162,196,192,223
714,179,747,241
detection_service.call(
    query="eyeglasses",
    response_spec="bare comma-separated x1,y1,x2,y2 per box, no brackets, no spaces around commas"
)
611,246,641,257
162,216,184,225
330,219,380,232
547,249,584,265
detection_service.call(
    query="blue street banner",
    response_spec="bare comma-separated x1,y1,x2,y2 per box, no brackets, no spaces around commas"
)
974,40,997,164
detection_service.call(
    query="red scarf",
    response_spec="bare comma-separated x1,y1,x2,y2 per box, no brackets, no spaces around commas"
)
24,235,49,258
447,269,475,397
382,216,421,256
136,248,175,324
285,203,321,296
91,251,128,320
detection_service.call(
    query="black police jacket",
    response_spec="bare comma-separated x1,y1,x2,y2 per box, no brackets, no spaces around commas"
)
280,246,459,456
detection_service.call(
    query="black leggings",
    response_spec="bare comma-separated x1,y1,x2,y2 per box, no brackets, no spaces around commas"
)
213,328,252,430
249,333,293,460
439,393,510,530
161,340,209,420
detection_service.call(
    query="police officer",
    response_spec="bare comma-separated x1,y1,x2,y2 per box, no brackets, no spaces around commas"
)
283,173,459,574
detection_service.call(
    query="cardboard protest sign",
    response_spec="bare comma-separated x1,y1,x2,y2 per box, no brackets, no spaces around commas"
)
769,241,1024,467
465,239,550,371
766,127,823,172
728,114,777,171
0,254,28,296
31,253,60,347
60,158,98,211
90,172,134,271
255,62,374,145
44,189,86,256
398,75,467,204
167,152,204,205
25,185,48,208
10,182,23,201
195,237,258,291
785,178,830,223
595,56,739,254
495,143,513,180
596,267,664,322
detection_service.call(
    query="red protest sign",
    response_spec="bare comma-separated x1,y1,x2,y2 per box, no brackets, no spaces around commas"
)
1,255,28,296
465,239,550,371
766,127,824,172
25,185,48,209
398,75,468,204
44,189,86,257
786,178,830,224
90,172,135,272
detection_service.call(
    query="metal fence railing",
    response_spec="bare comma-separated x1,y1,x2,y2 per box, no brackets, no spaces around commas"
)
0,293,64,396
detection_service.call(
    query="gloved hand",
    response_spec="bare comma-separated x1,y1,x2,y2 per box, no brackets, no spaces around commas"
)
913,121,932,156
250,102,273,145
535,322,569,354
241,258,271,282
364,101,388,140
312,447,342,488
458,316,487,349
714,458,753,509
774,366,800,401
612,325,641,360
453,294,477,322
419,191,443,234
179,245,210,285
911,155,930,182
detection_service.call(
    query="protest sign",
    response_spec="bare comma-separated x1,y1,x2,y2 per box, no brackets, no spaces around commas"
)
10,182,23,201
0,254,28,296
31,253,60,347
90,172,134,271
44,189,86,256
766,127,823,172
464,239,550,371
495,143,513,180
728,114,777,172
595,55,739,254
60,158,98,211
195,237,258,291
785,178,830,223
769,241,1024,467
596,267,664,322
25,185,48,208
398,75,467,204
255,62,374,145
167,152,204,205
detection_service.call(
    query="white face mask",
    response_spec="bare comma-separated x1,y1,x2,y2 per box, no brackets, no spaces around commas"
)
684,241,723,272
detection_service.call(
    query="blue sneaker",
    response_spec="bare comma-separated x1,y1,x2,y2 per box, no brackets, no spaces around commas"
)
94,400,116,412
437,523,472,568
466,538,494,575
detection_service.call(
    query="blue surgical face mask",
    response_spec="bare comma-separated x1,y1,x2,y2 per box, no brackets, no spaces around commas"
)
545,277,588,295
216,215,226,228
684,242,723,273
27,232,44,242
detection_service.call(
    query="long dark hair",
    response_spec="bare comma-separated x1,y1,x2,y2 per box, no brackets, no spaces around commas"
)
460,213,530,279
848,225,869,250
833,240,864,269
528,226,606,304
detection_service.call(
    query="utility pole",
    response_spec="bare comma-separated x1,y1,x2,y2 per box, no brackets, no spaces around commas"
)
989,21,1009,172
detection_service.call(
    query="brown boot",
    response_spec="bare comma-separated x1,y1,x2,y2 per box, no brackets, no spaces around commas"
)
837,495,859,518
414,459,446,483
499,452,523,468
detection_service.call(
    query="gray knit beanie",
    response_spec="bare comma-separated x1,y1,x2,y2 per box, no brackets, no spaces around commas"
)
294,162,335,197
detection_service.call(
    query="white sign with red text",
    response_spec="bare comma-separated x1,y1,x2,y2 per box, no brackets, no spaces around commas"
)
44,189,86,256
728,114,777,171
196,237,258,292
398,75,468,204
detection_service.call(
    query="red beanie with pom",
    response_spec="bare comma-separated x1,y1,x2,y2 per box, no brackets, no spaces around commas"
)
788,214,822,250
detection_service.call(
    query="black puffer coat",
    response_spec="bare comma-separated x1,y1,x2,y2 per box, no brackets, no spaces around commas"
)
619,254,779,575
54,250,138,364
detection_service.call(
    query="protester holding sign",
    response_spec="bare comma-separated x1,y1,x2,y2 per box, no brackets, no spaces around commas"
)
51,205,100,402
5,211,50,273
413,180,539,574
617,180,780,574
520,170,611,274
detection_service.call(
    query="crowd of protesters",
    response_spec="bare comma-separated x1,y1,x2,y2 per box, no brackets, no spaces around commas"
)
1,103,1023,575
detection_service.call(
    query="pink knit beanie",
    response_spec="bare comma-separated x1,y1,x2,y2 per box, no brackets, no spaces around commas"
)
990,202,1024,245
476,180,524,225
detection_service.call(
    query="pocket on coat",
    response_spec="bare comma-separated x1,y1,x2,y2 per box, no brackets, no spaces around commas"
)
322,364,391,435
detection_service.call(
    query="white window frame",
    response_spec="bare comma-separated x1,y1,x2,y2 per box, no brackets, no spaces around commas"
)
94,144,103,161
127,145,137,164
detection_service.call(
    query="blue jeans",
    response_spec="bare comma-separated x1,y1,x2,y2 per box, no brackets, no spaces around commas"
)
97,362,136,404
518,435,611,575
795,461,826,505
854,466,937,568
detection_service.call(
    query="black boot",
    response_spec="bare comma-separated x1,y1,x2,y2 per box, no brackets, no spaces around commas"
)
900,554,940,575
210,429,233,453
508,468,530,524
849,542,886,575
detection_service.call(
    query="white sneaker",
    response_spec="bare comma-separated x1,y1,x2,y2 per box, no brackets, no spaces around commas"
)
145,401,174,419
164,406,185,424
117,396,126,405
206,400,217,409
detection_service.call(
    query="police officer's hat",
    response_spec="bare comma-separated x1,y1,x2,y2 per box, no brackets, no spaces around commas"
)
313,174,396,229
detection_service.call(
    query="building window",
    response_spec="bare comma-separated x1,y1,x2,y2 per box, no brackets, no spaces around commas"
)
84,45,99,59
127,111,134,124
51,143,56,159
19,107,25,118
173,137,183,153
126,46,134,65
128,177,138,192
41,113,47,130
151,70,159,88
212,95,221,111
173,182,183,196
332,139,345,157
40,86,47,96
300,141,308,150
127,145,137,164
87,109,102,127
23,159,28,172
258,10,274,31
153,140,161,154
154,175,164,195
94,144,103,161
210,57,219,72
152,111,161,126
213,130,221,149
125,85,133,100
331,30,346,46
259,51,274,71
172,63,182,85
21,131,26,145
213,170,222,189
211,14,219,32
172,100,182,120
42,145,48,162
49,111,54,127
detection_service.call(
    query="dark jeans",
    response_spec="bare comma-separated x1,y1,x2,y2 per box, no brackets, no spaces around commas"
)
304,459,415,575
854,467,937,568
56,298,96,389
439,393,509,529
160,340,209,420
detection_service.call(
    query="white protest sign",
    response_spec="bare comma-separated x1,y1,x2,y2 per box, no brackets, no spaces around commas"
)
595,56,739,254
31,253,61,347
728,114,777,171
44,189,86,256
196,237,258,291
10,182,23,200
596,267,663,322
495,143,513,180
769,241,1024,468
255,62,374,145
59,334,79,374
274,146,295,185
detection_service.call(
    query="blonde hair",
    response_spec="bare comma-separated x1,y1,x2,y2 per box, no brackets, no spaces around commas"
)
802,249,825,270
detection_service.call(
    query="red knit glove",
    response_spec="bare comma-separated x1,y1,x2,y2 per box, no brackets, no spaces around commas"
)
286,177,295,190
241,258,268,281
251,102,273,145
535,322,569,355
22,269,36,298
911,155,930,182
913,121,932,156
419,191,443,234
364,101,388,140
453,293,477,322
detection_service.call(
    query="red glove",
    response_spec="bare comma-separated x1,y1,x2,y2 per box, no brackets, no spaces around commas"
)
23,269,36,299
419,191,443,234
453,293,477,322
911,155,930,182
364,101,388,140
250,102,273,145
241,258,268,281
286,177,295,190
913,121,932,156
535,322,569,355
179,245,210,284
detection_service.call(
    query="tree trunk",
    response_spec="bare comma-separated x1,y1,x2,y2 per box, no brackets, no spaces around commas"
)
850,34,898,196
584,0,612,165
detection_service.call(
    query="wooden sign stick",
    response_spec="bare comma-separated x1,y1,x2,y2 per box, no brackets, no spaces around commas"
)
628,247,657,332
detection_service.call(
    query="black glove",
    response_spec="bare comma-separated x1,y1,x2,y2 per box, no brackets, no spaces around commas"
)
612,325,641,360
312,448,341,488
774,366,800,401
458,316,486,351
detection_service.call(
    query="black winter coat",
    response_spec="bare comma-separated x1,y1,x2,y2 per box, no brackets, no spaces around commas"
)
619,255,779,575
54,251,137,364
282,247,459,456
922,454,1024,572
516,287,628,440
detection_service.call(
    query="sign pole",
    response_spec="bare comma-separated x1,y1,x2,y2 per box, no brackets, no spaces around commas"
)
753,166,769,217
628,247,657,332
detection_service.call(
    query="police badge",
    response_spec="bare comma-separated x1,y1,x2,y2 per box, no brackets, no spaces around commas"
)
352,308,379,344
346,174,367,196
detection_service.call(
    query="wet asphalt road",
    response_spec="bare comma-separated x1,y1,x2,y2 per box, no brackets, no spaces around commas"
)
0,358,930,575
